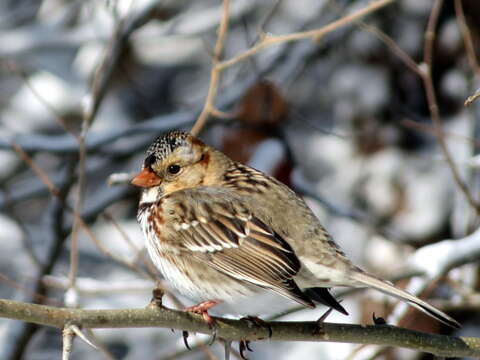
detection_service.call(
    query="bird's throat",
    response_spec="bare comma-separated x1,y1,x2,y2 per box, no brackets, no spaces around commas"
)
140,186,163,204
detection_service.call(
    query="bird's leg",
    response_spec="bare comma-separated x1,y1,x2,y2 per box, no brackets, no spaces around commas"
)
312,307,334,335
240,316,272,339
184,300,221,328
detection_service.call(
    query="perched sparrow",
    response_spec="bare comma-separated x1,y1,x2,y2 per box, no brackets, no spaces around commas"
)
132,130,459,328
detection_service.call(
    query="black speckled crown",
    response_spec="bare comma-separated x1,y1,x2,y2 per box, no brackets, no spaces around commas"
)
146,130,191,161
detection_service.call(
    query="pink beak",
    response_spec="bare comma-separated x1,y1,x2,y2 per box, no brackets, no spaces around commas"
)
131,168,161,188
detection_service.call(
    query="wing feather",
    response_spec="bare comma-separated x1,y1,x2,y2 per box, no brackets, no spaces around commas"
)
166,192,314,307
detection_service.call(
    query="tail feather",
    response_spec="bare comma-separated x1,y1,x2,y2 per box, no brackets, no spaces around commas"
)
350,271,460,329
304,287,349,315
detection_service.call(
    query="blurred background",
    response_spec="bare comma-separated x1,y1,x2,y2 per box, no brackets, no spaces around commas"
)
0,0,479,359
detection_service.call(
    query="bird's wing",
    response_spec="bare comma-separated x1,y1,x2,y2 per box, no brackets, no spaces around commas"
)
163,188,315,308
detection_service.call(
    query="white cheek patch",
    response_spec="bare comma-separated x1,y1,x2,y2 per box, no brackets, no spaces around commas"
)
140,187,161,204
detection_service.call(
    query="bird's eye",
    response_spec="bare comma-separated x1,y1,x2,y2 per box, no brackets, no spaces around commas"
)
168,164,181,174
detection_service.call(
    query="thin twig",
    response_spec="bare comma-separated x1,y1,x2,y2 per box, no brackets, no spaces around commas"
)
454,0,480,107
10,141,159,290
4,62,80,139
465,89,480,107
421,0,480,214
1,162,76,360
190,0,395,135
102,212,158,278
191,0,231,136
355,1,480,214
42,276,153,296
454,0,480,76
0,111,195,153
0,273,61,306
62,326,75,360
217,0,394,71
0,183,42,268
67,0,164,304
400,119,480,148
257,0,283,37
75,215,153,280
356,21,422,76
70,325,99,351
10,142,61,197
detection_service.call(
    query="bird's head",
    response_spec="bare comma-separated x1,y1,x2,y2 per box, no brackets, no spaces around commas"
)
131,131,216,203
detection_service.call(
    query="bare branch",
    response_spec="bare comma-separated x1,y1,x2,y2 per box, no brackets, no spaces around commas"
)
191,0,231,136
62,326,75,360
454,0,480,76
356,0,480,214
217,0,394,71
190,0,395,135
465,89,480,107
0,299,479,358
421,0,480,214
68,0,165,298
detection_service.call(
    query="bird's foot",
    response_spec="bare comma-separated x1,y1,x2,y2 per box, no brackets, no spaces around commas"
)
312,307,334,335
239,340,253,360
185,300,221,345
185,300,221,328
240,316,272,339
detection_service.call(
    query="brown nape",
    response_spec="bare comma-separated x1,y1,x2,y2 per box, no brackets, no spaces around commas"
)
200,152,210,167
199,149,230,187
190,136,206,148
196,152,209,186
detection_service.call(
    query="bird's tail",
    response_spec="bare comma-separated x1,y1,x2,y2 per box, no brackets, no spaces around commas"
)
350,271,460,328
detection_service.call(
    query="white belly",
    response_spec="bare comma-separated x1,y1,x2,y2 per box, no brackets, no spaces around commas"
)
141,210,259,303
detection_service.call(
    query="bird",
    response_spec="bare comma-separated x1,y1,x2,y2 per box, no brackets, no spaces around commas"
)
131,130,459,329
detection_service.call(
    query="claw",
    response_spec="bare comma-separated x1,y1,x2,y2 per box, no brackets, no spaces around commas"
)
372,312,387,325
241,316,272,339
239,340,253,360
208,326,217,346
182,330,191,350
239,341,246,360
